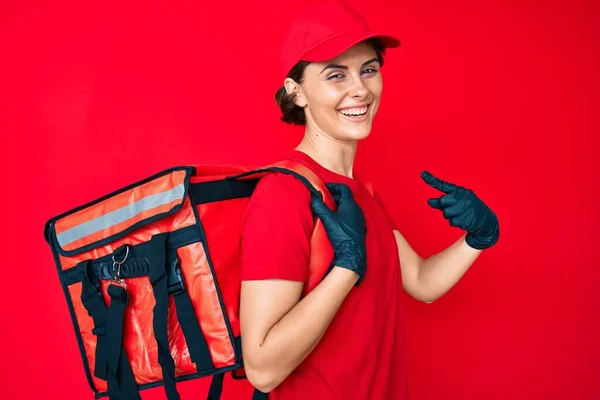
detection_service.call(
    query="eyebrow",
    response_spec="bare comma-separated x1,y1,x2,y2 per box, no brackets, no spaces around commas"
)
320,57,380,75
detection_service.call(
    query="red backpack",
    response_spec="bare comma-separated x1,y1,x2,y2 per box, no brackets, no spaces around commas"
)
43,160,336,400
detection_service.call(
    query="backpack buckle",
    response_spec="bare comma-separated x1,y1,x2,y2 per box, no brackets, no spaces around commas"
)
167,256,185,296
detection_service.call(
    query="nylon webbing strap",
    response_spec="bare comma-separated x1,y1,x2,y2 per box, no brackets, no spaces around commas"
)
106,284,127,376
207,373,224,400
166,249,214,374
174,292,214,371
78,260,141,400
148,234,180,400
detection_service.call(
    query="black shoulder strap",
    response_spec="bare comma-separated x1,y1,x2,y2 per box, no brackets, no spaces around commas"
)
227,166,323,198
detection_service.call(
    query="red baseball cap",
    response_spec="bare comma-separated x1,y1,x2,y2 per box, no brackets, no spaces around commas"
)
280,0,401,78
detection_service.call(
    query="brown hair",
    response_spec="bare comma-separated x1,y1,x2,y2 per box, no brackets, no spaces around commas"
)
275,38,387,125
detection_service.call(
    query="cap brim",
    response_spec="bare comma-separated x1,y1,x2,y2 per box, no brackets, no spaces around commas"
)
301,31,401,63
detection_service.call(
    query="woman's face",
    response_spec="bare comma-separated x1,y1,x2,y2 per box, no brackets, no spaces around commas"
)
291,41,383,142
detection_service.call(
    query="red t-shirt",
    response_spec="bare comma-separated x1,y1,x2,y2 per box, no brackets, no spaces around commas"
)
241,150,408,400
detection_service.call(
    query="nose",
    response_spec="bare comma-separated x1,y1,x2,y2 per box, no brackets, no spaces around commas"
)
348,74,368,99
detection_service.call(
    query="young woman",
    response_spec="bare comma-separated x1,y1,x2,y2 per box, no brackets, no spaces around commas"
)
239,1,500,399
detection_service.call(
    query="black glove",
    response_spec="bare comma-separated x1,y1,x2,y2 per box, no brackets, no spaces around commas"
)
421,171,500,250
310,183,367,286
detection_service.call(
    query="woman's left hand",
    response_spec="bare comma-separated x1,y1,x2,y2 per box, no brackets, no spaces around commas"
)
421,170,500,250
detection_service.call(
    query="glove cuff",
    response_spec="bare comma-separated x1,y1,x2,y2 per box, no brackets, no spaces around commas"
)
466,223,499,250
333,241,367,284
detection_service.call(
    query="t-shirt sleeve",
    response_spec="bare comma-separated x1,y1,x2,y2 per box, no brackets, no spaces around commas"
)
240,172,314,282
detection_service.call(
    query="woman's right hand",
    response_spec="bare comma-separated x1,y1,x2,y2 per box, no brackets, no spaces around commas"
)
310,183,367,285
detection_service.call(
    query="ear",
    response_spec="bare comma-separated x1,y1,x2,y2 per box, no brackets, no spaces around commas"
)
284,78,307,107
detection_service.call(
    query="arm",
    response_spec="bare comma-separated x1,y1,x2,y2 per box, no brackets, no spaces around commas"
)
241,182,367,393
240,267,358,393
394,230,481,303
394,170,499,303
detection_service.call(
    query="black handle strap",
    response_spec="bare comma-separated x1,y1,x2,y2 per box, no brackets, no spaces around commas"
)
78,260,141,400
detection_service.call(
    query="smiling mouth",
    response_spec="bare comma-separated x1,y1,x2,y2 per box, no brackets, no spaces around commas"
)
338,105,368,116
337,104,370,120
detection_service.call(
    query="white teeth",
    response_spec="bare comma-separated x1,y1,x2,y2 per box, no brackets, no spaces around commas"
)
339,106,368,116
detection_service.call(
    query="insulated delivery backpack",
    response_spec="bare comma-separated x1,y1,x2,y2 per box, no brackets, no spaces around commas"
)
43,161,336,400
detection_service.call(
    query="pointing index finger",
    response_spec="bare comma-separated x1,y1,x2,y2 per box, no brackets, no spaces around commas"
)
421,170,456,194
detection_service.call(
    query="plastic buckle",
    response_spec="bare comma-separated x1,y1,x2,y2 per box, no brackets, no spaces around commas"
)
167,257,185,296
91,325,107,336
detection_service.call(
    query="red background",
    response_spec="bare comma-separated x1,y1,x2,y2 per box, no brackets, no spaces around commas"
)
1,0,599,399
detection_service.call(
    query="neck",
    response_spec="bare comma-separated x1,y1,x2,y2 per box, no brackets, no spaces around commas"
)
294,124,357,178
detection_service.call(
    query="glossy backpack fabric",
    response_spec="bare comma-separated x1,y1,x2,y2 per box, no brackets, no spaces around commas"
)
44,161,335,400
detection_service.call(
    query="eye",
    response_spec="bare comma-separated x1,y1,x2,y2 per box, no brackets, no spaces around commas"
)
327,67,379,80
327,73,344,80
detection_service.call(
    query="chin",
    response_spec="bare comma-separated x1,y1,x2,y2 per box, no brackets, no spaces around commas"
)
339,123,373,141
346,130,371,141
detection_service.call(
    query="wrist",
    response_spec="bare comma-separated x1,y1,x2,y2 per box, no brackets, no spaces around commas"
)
328,266,361,288
465,224,499,249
